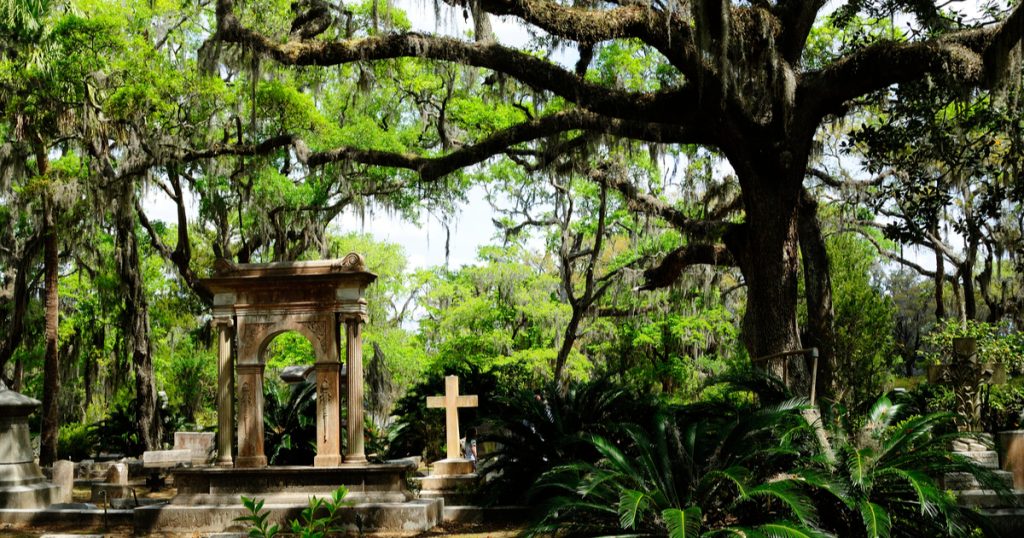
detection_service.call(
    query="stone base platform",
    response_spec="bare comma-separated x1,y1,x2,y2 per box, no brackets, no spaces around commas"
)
415,474,479,506
135,498,442,535
0,507,134,533
171,463,417,504
131,463,441,535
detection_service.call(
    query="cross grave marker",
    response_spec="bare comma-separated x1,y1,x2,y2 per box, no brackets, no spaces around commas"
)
427,375,478,460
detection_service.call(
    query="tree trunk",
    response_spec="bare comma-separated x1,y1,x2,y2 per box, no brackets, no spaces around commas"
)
40,194,60,466
798,189,836,405
932,225,946,319
116,203,161,451
727,157,809,394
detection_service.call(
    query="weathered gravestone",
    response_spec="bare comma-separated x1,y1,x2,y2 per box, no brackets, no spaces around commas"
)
0,385,58,508
52,460,74,504
91,462,132,503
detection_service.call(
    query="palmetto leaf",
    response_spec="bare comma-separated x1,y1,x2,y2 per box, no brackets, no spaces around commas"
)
884,468,941,518
661,506,701,538
847,446,874,489
867,396,899,427
858,501,891,538
749,522,834,538
618,488,650,529
744,480,818,526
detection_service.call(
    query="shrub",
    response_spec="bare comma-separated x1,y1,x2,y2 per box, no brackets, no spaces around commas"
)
57,422,96,461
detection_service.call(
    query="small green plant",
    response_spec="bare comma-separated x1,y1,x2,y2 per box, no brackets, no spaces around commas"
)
236,486,351,538
236,496,279,538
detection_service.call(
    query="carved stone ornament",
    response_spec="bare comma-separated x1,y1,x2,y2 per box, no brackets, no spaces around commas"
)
213,258,238,275
332,252,367,272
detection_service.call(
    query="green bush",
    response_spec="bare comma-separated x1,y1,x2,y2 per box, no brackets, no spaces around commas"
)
57,421,96,461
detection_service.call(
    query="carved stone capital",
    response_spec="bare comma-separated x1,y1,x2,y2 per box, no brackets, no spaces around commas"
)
212,316,235,329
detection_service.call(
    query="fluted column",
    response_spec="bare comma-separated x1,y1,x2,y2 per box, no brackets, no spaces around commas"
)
344,316,366,464
214,317,235,466
235,363,267,468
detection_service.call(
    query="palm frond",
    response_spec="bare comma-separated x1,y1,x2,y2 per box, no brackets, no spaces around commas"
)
618,488,651,530
858,501,891,538
661,506,702,538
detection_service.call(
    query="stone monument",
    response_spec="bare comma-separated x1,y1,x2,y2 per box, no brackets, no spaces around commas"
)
416,376,480,505
426,375,478,475
0,384,58,508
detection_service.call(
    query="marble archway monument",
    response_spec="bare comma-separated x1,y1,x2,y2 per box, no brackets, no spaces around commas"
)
202,254,376,468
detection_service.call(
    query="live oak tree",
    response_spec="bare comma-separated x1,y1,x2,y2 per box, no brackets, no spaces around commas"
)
209,0,1024,398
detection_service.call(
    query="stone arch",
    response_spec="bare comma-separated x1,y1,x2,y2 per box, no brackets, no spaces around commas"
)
202,256,375,469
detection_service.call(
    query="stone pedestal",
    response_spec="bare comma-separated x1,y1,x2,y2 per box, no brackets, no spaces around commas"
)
0,388,58,508
414,458,479,506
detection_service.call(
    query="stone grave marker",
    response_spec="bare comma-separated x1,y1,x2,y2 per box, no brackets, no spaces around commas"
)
52,460,75,503
927,337,1006,431
417,376,480,503
426,375,478,463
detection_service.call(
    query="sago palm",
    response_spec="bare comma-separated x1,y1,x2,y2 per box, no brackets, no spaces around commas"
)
799,395,1008,538
529,398,833,537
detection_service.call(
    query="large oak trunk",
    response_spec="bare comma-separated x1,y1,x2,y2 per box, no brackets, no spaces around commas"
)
727,156,810,394
116,203,161,451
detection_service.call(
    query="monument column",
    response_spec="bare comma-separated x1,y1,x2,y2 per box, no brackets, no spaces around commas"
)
314,317,343,467
235,363,267,468
214,317,235,466
344,315,367,464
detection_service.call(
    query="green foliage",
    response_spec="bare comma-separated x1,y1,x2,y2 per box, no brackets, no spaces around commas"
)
236,495,280,538
236,486,351,538
91,397,143,455
983,380,1024,432
263,379,317,465
528,376,822,536
826,233,898,406
265,332,316,371
921,318,1024,373
479,377,660,506
163,337,216,426
57,421,96,461
418,248,583,384
806,394,1008,538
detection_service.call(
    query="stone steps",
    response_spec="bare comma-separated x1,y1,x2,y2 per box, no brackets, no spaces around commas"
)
979,507,1024,536
956,489,1024,508
943,470,1015,491
951,434,993,453
958,450,1001,469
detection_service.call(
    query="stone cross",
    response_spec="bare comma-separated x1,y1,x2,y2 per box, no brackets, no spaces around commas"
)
427,376,478,460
